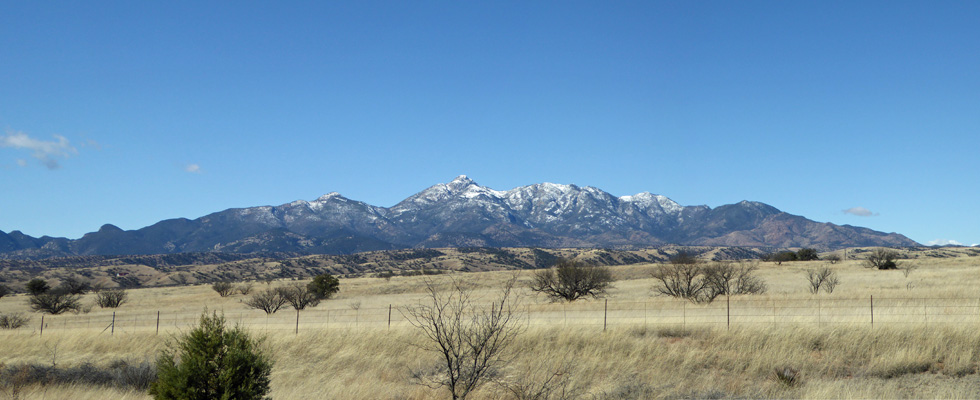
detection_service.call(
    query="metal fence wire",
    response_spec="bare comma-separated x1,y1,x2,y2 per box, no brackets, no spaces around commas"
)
22,296,980,336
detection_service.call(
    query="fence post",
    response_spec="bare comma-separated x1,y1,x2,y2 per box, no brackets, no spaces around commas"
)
156,311,160,335
726,295,731,331
40,315,44,337
111,312,115,335
603,299,608,332
388,304,392,330
870,295,874,329
295,310,300,335
683,301,686,329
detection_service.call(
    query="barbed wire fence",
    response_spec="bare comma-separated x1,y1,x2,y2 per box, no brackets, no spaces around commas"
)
13,296,980,337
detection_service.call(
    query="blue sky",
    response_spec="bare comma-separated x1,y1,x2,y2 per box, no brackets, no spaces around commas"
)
1,1,978,246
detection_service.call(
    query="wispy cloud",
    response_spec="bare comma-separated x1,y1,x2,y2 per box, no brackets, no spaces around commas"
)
842,207,878,217
184,164,202,174
927,239,963,246
0,131,78,169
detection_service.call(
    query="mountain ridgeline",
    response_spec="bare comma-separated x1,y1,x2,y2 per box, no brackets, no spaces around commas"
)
0,176,917,259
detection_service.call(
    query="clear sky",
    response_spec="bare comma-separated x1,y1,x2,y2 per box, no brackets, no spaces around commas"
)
1,1,978,246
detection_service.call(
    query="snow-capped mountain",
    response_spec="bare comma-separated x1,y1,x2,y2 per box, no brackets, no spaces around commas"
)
0,175,919,258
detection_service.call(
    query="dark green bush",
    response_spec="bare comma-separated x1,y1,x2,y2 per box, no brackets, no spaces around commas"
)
26,278,50,296
306,273,340,300
149,311,272,400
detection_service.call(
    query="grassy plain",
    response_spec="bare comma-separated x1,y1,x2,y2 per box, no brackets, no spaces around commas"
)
2,247,980,399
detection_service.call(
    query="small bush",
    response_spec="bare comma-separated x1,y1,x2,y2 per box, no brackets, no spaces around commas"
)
0,285,10,299
237,283,255,295
530,259,613,302
244,289,288,314
149,311,272,399
0,313,30,329
772,366,801,387
796,248,819,261
28,290,82,314
0,359,155,391
307,274,340,300
95,289,127,308
211,282,235,297
805,267,840,294
865,248,901,270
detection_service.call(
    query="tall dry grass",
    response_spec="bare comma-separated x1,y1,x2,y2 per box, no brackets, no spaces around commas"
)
1,254,980,399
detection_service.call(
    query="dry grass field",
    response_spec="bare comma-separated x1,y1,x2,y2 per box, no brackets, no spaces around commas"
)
2,247,980,399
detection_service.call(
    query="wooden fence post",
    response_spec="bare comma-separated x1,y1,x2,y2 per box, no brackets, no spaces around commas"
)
156,311,160,335
870,295,874,329
726,295,731,331
111,312,115,335
40,315,44,337
388,304,392,330
603,299,608,332
295,310,300,335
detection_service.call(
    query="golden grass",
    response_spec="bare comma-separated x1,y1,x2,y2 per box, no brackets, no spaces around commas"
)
2,253,980,399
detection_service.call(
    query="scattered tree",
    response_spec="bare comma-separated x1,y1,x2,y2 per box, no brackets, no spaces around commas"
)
529,259,613,302
824,254,842,264
149,311,272,399
403,276,524,400
60,276,91,295
211,282,235,297
244,288,289,314
307,274,340,300
864,248,900,270
805,267,839,294
0,285,9,299
237,283,255,296
796,248,820,261
28,289,82,314
95,289,128,308
652,261,766,303
283,284,320,311
26,278,50,296
669,250,700,265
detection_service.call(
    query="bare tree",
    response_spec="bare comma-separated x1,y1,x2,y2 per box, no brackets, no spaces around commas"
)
530,259,613,302
95,289,127,308
211,282,235,297
651,262,708,302
864,248,900,270
805,267,839,294
403,276,524,400
244,288,289,314
703,262,768,297
283,284,320,311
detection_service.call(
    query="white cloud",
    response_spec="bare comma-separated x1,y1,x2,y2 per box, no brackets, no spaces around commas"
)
926,239,963,246
184,164,202,173
842,207,878,217
0,131,78,169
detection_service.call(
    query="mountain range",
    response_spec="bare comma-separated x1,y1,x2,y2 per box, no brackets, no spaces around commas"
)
0,175,918,259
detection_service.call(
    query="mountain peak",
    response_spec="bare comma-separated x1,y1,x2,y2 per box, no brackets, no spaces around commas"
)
315,192,344,202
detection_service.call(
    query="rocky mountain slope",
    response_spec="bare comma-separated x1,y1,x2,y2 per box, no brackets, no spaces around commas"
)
0,176,918,259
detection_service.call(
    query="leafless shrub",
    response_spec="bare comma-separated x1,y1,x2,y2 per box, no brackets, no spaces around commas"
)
864,248,901,270
244,288,289,314
530,259,613,302
651,262,707,302
403,275,524,400
900,262,918,278
211,282,235,297
824,254,841,264
499,360,579,400
653,262,766,303
0,313,30,329
805,267,839,294
283,284,320,310
95,289,127,308
237,282,254,295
